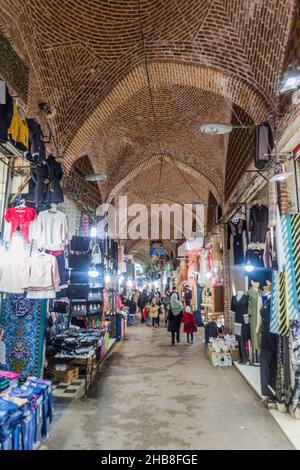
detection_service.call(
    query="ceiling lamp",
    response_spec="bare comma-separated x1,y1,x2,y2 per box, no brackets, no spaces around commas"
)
84,173,107,182
279,65,300,94
200,123,233,135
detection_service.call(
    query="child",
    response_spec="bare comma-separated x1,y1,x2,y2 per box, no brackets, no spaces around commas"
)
182,306,197,343
204,314,218,346
149,300,159,328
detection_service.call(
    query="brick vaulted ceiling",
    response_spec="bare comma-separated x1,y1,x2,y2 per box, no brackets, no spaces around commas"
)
0,0,297,217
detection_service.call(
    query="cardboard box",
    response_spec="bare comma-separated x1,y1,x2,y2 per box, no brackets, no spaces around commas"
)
230,348,240,362
211,352,232,367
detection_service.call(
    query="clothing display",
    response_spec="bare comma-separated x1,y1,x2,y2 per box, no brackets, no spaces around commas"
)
7,102,29,151
33,210,69,250
0,253,29,294
227,218,248,265
268,182,277,228
249,204,268,243
263,231,273,268
247,287,261,351
45,250,68,287
24,119,46,165
231,293,250,363
4,206,36,243
259,296,277,397
0,86,13,143
25,253,60,299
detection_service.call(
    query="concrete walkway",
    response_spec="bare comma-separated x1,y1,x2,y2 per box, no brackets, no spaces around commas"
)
43,324,293,450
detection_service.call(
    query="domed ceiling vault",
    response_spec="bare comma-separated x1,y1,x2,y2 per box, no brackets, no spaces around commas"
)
0,0,297,244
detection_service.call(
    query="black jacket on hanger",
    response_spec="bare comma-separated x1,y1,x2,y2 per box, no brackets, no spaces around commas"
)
47,154,64,204
249,204,268,243
30,154,64,206
0,88,13,143
24,118,46,165
230,293,250,340
227,219,248,265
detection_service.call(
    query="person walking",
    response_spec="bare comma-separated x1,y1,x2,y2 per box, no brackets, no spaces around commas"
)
149,299,159,328
167,291,183,345
138,289,148,323
182,305,197,344
163,289,170,326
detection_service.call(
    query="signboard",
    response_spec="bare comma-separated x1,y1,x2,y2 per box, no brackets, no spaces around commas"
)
149,240,165,259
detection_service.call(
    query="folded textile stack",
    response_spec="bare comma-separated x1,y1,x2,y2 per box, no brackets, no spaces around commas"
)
49,327,104,358
0,376,53,450
0,370,19,390
0,376,10,392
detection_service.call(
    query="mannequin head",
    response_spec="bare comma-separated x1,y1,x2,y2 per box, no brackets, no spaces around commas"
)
251,280,260,290
263,280,272,294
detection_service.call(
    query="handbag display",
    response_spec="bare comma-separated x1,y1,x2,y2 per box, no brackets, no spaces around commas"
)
88,289,103,302
91,243,102,265
70,236,91,253
69,253,90,271
70,303,87,317
67,284,89,300
52,301,68,314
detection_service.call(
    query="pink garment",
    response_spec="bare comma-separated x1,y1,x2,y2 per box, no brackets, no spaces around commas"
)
25,253,60,291
0,370,19,380
116,294,123,309
4,206,36,243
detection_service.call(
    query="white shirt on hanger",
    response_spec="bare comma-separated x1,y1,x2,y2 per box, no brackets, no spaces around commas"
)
33,210,69,250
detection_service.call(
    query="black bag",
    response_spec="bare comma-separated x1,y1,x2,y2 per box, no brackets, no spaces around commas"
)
53,301,68,314
69,253,90,271
70,270,89,285
70,236,91,252
67,284,89,300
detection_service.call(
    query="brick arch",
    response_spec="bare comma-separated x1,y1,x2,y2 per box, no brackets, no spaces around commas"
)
106,154,221,206
65,62,270,170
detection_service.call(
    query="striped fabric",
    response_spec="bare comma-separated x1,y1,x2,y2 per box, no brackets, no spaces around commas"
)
281,215,298,321
270,271,280,334
278,271,289,337
290,214,300,307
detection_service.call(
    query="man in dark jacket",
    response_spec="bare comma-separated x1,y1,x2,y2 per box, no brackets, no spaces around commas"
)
138,289,148,323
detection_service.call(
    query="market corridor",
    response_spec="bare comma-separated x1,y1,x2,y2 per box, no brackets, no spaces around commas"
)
43,326,292,450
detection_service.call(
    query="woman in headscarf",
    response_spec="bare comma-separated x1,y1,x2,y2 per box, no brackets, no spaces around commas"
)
167,290,183,345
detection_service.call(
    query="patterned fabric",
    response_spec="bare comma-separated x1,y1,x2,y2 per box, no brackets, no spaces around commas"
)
288,320,300,416
270,271,279,334
290,214,300,307
278,271,289,337
281,215,298,321
3,294,47,378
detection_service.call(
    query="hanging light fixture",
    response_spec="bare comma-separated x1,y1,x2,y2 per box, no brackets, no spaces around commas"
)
269,162,292,182
245,261,254,273
88,265,99,278
200,123,233,135
279,65,300,94
84,173,107,182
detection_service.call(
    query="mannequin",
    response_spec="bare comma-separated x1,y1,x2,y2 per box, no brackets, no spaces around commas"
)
248,280,262,364
259,280,277,404
231,291,250,364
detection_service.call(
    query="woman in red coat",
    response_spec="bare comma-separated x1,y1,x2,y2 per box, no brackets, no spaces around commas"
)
182,306,197,344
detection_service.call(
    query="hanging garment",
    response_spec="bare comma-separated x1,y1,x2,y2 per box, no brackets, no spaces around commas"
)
246,248,264,267
289,214,300,307
7,102,29,151
3,294,47,378
47,154,64,204
263,231,273,268
249,204,268,243
289,320,300,417
247,287,261,350
33,210,69,250
25,253,60,293
270,270,280,335
0,87,13,143
24,119,46,165
45,250,68,287
278,270,289,337
0,253,29,294
260,298,277,397
281,215,298,321
78,214,90,237
276,334,292,407
268,181,277,227
231,294,250,362
4,206,36,243
227,219,248,265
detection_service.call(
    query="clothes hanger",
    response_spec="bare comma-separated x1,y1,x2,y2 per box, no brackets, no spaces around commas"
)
48,203,58,213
